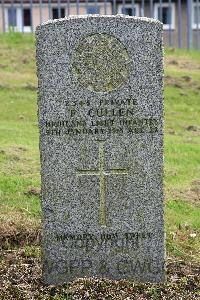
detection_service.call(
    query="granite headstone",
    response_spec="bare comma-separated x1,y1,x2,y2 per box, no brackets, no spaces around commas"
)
36,15,165,284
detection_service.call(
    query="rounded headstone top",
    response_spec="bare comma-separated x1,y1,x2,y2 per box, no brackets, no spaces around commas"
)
36,15,163,32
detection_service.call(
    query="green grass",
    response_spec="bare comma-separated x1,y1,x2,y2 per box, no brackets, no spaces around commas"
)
0,34,40,219
0,33,200,262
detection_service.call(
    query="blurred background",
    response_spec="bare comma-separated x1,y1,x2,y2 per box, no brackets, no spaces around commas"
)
0,0,200,49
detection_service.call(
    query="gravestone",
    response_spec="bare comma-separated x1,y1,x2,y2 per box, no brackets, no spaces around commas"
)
36,15,165,284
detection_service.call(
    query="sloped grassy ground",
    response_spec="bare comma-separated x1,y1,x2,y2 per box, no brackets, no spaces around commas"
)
0,33,200,299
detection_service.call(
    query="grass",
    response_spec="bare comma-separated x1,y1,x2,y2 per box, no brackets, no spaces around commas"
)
0,33,200,264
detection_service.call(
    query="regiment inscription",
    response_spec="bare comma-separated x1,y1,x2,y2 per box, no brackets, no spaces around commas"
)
36,15,165,284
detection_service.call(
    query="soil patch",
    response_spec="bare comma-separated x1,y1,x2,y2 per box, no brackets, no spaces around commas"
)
164,75,200,90
0,249,199,299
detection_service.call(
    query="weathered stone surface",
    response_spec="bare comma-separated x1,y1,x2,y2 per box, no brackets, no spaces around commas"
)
36,15,165,284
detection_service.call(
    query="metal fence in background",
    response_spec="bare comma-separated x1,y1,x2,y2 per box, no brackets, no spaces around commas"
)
0,0,200,49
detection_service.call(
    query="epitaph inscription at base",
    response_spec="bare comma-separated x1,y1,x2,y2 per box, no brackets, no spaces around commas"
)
36,15,165,284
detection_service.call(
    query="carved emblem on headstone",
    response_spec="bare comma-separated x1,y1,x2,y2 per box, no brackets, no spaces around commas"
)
71,33,129,92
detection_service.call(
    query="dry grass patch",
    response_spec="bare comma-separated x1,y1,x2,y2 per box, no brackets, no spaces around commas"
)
0,210,41,250
165,56,200,71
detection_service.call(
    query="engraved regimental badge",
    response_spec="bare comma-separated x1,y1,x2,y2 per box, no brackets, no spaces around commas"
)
71,33,129,93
